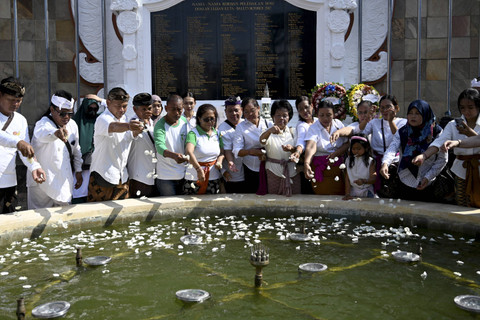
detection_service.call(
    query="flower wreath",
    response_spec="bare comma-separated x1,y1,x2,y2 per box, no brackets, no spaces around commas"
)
310,82,348,119
346,83,380,121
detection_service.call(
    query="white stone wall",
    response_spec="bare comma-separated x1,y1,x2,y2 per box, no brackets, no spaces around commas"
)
71,0,389,105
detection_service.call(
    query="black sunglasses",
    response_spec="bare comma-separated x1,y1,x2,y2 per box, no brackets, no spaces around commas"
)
201,117,215,123
55,109,74,117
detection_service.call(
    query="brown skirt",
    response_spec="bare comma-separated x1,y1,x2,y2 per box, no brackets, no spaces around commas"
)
87,174,129,202
266,170,301,196
311,165,345,195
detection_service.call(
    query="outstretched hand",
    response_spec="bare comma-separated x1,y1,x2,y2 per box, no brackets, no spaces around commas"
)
380,163,390,179
54,127,69,142
32,168,46,184
411,154,425,166
17,140,35,158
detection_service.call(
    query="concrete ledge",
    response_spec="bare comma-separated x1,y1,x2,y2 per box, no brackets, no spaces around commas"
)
1,194,479,246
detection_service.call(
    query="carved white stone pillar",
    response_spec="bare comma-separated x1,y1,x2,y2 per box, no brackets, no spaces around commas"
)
111,0,141,106
327,0,357,68
116,10,141,70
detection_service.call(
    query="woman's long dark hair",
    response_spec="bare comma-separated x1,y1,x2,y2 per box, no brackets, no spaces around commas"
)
295,96,310,122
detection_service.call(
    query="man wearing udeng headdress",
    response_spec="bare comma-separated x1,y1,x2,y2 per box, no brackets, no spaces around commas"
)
28,90,83,209
87,87,144,201
0,76,45,213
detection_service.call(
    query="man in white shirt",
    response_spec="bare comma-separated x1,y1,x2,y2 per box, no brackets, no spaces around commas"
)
154,94,188,196
0,77,45,213
28,90,83,209
87,87,143,202
127,93,158,198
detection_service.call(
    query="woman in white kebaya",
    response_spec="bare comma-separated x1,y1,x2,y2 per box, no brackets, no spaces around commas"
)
232,98,273,193
259,100,301,196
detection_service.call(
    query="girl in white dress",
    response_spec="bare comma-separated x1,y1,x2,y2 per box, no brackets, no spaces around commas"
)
343,134,376,200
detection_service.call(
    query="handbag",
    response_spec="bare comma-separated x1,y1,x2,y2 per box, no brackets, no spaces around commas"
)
377,162,401,199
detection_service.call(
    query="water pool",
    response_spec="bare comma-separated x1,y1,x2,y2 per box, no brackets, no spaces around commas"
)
1,214,479,319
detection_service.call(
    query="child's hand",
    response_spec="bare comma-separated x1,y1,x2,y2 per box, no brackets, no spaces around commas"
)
353,179,366,185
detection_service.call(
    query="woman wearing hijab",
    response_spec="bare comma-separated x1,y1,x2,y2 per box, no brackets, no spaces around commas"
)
380,100,447,202
71,96,100,203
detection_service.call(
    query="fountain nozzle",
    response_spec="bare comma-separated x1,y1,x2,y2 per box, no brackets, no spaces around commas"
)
76,247,83,267
249,244,269,287
16,297,25,320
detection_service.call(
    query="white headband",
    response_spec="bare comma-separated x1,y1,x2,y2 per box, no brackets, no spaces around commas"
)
471,78,480,88
51,95,74,110
363,93,380,103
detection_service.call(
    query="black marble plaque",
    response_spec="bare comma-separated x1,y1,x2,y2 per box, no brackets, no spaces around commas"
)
151,0,316,100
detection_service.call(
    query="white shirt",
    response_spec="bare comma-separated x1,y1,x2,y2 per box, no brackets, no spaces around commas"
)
0,111,41,188
185,127,222,181
233,118,273,172
183,112,197,133
305,119,347,155
263,127,297,178
383,130,447,188
295,120,315,150
348,121,372,141
347,121,360,132
218,120,244,182
27,116,82,202
90,108,135,185
429,115,480,180
127,118,156,185
345,156,374,195
362,118,407,155
154,116,188,180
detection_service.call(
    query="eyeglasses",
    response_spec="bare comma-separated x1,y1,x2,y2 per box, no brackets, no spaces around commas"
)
201,117,215,123
380,105,394,111
55,109,74,117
